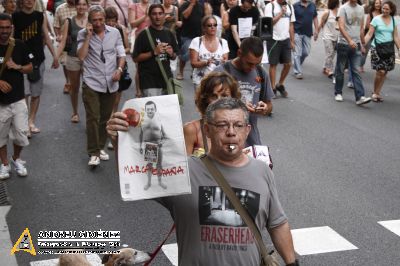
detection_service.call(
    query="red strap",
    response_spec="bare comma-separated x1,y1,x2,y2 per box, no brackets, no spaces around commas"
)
144,223,176,265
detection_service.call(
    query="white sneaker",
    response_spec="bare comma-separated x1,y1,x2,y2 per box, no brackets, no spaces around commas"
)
347,81,354,88
295,73,303,79
0,164,10,180
356,96,371,106
88,156,100,166
332,77,336,84
99,150,109,161
107,141,114,150
10,158,27,177
335,94,343,102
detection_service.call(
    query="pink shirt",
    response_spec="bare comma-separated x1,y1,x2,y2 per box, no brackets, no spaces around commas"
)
130,3,150,36
100,0,130,27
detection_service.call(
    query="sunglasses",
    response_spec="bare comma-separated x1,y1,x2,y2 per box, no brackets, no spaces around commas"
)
206,23,217,28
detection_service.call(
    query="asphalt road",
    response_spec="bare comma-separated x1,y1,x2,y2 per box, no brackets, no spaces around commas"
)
3,35,400,266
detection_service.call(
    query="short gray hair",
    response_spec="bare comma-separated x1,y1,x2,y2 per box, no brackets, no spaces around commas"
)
88,5,105,22
205,98,249,124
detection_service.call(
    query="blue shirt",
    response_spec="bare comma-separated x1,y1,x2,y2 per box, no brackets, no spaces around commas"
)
371,15,395,47
293,1,317,37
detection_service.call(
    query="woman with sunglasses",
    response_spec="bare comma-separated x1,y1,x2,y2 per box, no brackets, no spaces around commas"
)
189,15,229,91
56,0,88,123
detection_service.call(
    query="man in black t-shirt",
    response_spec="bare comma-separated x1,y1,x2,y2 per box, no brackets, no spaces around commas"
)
12,0,59,136
132,4,178,97
176,0,211,80
0,14,33,180
228,0,260,59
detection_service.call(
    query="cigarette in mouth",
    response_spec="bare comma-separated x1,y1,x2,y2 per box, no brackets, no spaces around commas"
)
229,145,236,151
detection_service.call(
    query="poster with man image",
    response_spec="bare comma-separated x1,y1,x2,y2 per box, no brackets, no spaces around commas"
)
118,95,191,201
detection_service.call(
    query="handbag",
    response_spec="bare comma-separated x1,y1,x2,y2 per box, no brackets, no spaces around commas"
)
0,37,15,78
375,16,395,60
200,155,280,266
27,64,41,82
119,64,132,91
145,28,184,105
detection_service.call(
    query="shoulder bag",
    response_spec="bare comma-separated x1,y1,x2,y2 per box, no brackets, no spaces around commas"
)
200,155,280,266
375,16,395,60
0,37,15,78
145,28,184,105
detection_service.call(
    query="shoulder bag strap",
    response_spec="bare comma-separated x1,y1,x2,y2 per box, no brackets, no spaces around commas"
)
145,28,170,87
113,0,128,27
200,155,272,264
0,37,15,78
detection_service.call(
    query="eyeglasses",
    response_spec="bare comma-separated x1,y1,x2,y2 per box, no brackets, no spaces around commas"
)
208,122,247,133
206,23,218,28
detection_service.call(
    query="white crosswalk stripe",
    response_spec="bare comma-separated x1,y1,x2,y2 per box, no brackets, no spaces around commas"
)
378,220,400,237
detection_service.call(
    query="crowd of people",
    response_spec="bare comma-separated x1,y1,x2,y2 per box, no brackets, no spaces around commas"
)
1,0,400,264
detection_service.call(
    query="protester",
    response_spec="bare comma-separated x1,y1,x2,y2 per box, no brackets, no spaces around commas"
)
184,72,241,156
106,97,298,266
12,0,59,136
220,0,238,51
361,0,382,73
56,0,88,123
1,0,17,14
228,0,259,60
264,0,295,98
318,0,340,78
54,0,77,94
215,36,273,146
189,15,229,90
0,13,32,179
77,5,126,166
292,0,318,79
162,0,181,35
364,0,400,102
100,0,130,28
334,0,371,105
132,4,178,97
105,6,130,113
176,0,211,80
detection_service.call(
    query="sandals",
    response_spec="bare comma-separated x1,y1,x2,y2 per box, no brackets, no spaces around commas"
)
63,83,71,94
71,114,79,123
372,93,383,102
29,125,40,134
176,73,183,80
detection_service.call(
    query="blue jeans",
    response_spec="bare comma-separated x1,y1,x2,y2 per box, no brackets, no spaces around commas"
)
293,33,311,74
334,43,366,100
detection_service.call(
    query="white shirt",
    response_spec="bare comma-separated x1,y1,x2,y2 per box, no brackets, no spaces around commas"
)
264,2,296,41
189,37,229,85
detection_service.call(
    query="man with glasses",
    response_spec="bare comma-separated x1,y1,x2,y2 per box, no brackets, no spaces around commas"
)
77,5,126,166
106,97,298,265
215,37,274,146
132,4,178,97
0,14,33,180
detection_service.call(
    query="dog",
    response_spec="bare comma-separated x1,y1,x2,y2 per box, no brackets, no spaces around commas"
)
58,253,91,266
58,248,150,266
102,248,151,266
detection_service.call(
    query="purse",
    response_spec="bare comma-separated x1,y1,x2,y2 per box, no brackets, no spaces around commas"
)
145,29,184,105
200,155,280,266
118,64,132,91
27,64,41,82
375,16,395,60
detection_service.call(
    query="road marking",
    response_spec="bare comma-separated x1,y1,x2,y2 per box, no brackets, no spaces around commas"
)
30,254,102,266
291,226,358,256
162,243,178,266
378,220,400,237
0,206,18,266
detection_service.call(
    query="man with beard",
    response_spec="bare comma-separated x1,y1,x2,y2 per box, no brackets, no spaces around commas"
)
0,14,33,180
132,4,179,97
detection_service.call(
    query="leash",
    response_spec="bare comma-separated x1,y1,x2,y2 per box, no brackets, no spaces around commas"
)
144,223,176,265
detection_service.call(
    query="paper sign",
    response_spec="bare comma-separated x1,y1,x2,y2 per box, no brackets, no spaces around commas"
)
238,17,253,39
118,95,191,201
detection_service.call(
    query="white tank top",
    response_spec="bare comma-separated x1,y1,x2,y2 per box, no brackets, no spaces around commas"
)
323,10,339,41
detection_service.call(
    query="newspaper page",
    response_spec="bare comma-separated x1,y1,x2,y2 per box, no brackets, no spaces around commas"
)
118,95,191,201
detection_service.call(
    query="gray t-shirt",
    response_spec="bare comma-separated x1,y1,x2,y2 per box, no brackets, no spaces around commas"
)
338,2,364,44
158,156,287,266
214,62,274,146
